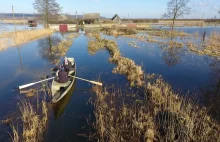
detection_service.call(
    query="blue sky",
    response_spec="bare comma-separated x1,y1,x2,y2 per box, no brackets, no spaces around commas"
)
0,0,220,18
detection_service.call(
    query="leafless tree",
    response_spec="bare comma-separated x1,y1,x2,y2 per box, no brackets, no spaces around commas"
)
163,0,190,30
33,0,62,28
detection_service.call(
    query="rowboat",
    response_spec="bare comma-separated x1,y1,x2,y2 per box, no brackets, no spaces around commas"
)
53,81,76,119
51,57,76,103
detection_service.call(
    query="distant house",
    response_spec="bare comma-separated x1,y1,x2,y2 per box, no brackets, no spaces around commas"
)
111,14,121,23
83,13,100,24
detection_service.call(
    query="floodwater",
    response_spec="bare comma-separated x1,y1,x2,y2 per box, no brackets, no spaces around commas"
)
0,25,219,141
0,22,43,34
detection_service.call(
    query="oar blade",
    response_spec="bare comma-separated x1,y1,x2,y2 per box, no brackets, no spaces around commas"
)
90,81,103,86
18,83,35,90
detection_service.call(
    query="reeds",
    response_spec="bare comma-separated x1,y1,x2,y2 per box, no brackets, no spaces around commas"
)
10,99,48,142
0,29,54,51
88,35,144,86
91,76,220,142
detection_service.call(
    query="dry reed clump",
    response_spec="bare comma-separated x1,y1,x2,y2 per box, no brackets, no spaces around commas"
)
11,99,48,142
166,41,184,48
101,27,137,36
91,76,220,142
0,29,54,51
85,28,100,38
88,36,144,86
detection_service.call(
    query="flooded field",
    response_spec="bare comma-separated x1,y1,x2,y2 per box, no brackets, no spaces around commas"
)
0,25,220,141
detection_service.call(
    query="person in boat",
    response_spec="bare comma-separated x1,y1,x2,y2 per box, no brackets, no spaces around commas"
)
63,58,71,72
58,66,68,83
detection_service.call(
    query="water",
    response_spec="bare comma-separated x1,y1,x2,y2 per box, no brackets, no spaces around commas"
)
0,23,43,34
0,26,219,141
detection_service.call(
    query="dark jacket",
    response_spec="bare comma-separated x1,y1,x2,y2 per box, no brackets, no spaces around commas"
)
58,70,68,83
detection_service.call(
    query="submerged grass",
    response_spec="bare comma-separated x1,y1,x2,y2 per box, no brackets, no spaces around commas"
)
0,29,54,51
10,99,48,142
88,35,143,86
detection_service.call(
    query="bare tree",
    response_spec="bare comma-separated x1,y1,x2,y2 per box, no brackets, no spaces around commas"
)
163,0,190,30
33,0,62,28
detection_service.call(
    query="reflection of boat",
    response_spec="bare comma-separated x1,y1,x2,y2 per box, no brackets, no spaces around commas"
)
53,81,76,119
52,57,76,103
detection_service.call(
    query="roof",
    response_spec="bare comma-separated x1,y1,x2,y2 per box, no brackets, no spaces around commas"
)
83,13,100,20
111,14,120,20
59,14,68,21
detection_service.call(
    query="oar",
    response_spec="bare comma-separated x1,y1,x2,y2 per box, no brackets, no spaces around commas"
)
18,77,54,90
69,75,102,86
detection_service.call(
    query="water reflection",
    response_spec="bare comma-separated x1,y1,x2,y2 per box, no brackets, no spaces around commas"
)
201,58,220,121
38,35,62,64
161,47,182,67
17,47,23,70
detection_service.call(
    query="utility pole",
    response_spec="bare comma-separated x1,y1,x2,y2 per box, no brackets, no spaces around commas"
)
128,14,129,21
75,11,77,20
201,13,204,28
12,5,17,32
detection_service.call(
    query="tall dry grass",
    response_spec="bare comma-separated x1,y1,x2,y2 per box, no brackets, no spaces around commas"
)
0,29,54,51
91,76,220,142
10,99,48,142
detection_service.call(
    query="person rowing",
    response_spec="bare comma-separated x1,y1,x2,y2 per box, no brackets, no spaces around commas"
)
58,65,68,83
63,58,71,72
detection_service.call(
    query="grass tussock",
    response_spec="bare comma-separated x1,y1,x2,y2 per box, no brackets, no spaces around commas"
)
167,41,184,48
0,29,54,51
91,76,220,142
88,35,143,86
101,27,137,36
11,99,48,142
85,28,100,38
